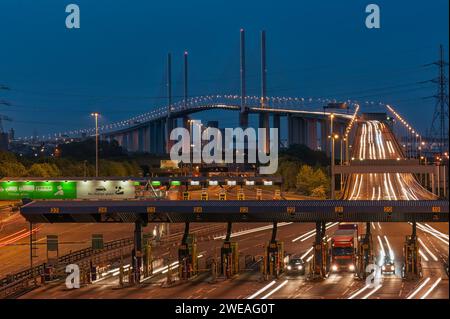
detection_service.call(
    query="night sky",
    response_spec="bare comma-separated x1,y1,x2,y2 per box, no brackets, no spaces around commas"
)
0,0,448,139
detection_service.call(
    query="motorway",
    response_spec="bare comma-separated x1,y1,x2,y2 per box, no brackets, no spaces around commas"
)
1,120,448,299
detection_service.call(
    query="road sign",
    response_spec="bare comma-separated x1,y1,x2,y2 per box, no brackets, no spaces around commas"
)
92,234,104,250
0,181,76,200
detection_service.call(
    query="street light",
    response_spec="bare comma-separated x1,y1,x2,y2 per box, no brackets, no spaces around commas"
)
91,112,100,177
331,133,339,199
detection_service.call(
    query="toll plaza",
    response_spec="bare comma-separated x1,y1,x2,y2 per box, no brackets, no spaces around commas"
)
17,199,449,288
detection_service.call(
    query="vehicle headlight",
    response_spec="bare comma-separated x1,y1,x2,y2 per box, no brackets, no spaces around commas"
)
331,265,338,272
287,265,292,270
382,266,386,271
349,264,355,271
298,265,303,270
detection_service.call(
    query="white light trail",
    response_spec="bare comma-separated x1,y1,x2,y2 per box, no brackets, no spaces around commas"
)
406,277,430,299
420,278,442,299
261,280,288,299
247,280,277,299
362,284,382,299
418,238,439,261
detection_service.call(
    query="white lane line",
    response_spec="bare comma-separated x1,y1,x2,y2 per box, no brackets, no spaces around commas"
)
261,280,288,299
247,280,277,299
420,278,442,299
407,277,431,299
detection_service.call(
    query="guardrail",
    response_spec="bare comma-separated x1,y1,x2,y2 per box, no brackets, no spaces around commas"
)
0,237,134,297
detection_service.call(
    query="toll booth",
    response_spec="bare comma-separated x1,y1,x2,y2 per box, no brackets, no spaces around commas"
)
266,241,284,278
221,241,239,278
356,223,374,279
256,188,263,200
309,222,329,280
179,234,198,280
182,191,190,200
403,235,422,280
201,188,208,200
219,191,227,200
237,188,245,200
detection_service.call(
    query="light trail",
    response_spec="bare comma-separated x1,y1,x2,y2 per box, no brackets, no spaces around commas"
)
406,277,431,299
261,280,288,299
418,249,429,262
377,235,386,257
418,238,439,261
247,280,277,299
383,235,394,260
420,278,442,299
362,284,382,299
214,222,293,240
300,222,339,242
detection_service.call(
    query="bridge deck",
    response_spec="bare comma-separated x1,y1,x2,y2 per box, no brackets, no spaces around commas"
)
20,200,448,223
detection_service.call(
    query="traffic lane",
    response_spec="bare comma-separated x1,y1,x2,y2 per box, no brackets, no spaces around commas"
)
0,219,223,278
20,222,322,299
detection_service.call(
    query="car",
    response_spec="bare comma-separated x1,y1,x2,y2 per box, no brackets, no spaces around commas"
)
286,257,306,275
381,257,395,275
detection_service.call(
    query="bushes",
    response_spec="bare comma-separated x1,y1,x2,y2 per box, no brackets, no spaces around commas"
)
296,165,330,197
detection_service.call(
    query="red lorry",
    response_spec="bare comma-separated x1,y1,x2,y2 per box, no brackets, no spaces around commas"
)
330,223,358,272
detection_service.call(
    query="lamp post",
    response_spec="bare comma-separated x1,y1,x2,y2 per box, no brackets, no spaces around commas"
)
331,133,338,199
91,112,100,177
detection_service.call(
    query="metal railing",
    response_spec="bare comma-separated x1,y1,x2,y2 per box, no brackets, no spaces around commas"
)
0,237,134,297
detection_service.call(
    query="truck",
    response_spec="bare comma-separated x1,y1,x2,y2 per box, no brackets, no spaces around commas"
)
330,223,358,273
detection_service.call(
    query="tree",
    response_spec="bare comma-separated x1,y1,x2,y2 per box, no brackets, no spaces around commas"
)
296,165,314,195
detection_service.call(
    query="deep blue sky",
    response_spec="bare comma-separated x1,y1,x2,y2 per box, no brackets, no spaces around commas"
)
0,0,448,138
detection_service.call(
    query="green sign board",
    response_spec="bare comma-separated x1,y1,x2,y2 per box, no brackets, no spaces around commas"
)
151,181,161,187
0,181,77,200
170,181,181,186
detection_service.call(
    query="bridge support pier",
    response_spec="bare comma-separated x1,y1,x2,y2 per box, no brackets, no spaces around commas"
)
357,222,374,279
221,222,239,278
272,114,281,147
259,113,270,153
178,222,198,280
403,222,422,280
309,222,329,280
263,222,284,279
